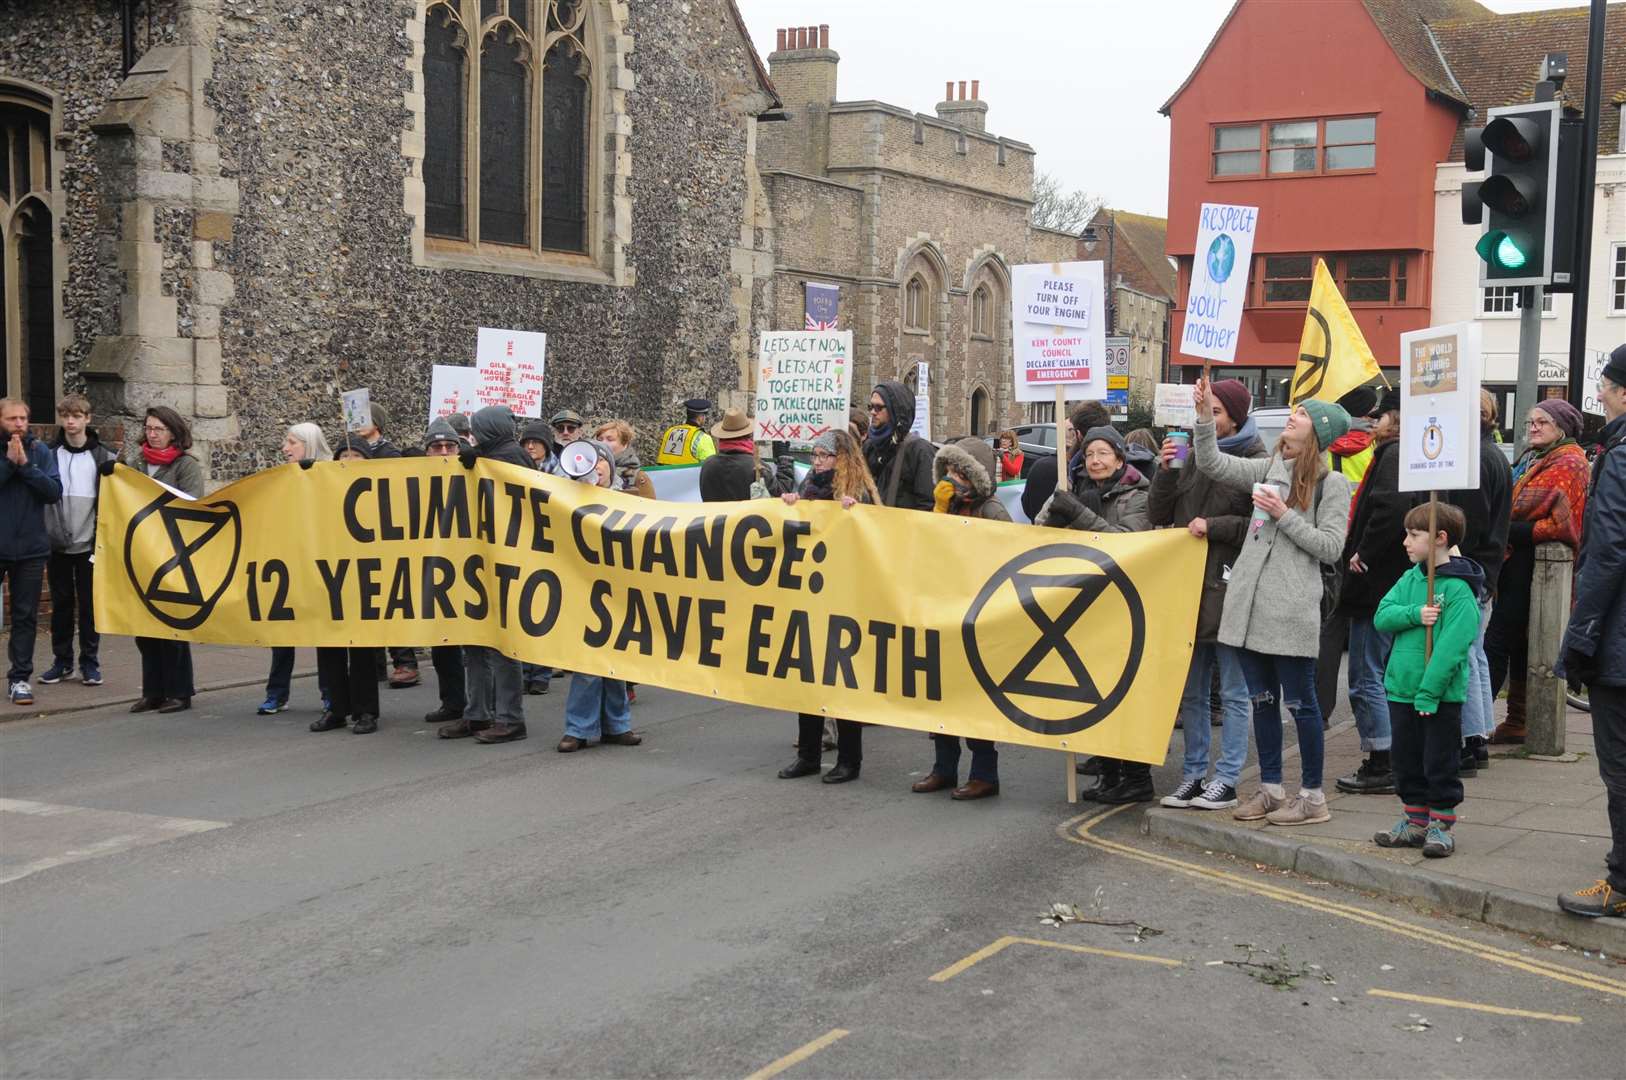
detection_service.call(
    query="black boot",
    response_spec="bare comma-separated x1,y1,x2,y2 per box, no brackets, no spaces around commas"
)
823,761,861,784
778,757,821,779
1468,735,1490,766
1458,745,1479,777
1082,760,1123,801
1096,763,1155,804
1335,751,1395,794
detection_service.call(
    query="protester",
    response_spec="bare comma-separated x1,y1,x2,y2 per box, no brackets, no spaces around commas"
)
699,408,790,502
1038,425,1154,801
848,406,869,443
550,409,585,457
40,395,112,689
421,419,469,726
1332,388,1414,796
1486,399,1590,744
995,429,1024,481
595,419,656,497
259,423,334,715
1,397,63,706
519,418,558,474
310,435,384,734
1150,378,1263,812
656,398,717,465
446,411,474,446
1191,378,1352,826
853,383,927,510
442,406,531,743
1314,385,1380,720
777,430,878,783
355,404,401,459
1372,502,1483,859
1444,389,1512,775
913,437,1009,800
1020,401,1112,523
121,407,202,714
558,439,643,753
1123,427,1160,476
1555,348,1626,919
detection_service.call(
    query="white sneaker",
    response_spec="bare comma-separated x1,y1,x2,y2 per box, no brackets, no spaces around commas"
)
9,680,34,706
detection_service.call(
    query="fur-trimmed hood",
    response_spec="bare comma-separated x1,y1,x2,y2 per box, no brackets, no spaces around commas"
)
933,437,997,499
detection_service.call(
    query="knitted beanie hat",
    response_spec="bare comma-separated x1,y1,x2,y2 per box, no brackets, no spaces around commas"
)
1534,398,1583,439
812,430,840,455
1082,425,1127,458
1210,380,1252,425
1299,399,1352,452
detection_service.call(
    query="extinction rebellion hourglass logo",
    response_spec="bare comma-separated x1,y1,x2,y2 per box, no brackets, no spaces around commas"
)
123,494,243,631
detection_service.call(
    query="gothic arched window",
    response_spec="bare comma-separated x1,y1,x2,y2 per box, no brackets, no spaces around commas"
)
971,284,991,337
1,84,57,418
423,0,593,256
904,276,926,331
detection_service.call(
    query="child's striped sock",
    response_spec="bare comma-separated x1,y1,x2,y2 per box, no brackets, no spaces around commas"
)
1405,805,1428,827
1430,810,1457,830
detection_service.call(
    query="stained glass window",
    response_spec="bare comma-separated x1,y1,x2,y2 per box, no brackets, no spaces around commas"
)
541,39,588,252
479,30,530,246
423,7,467,240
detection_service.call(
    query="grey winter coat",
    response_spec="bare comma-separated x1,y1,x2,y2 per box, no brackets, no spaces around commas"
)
1034,465,1151,533
1191,418,1350,658
125,446,205,498
1148,429,1265,643
1561,413,1626,687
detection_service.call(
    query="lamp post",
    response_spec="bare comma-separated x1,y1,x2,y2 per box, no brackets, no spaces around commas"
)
1081,210,1116,334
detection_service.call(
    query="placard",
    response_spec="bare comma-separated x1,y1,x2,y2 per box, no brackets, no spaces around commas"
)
1180,202,1259,363
474,327,547,417
1011,261,1107,403
427,364,480,425
1582,349,1608,417
1399,322,1482,493
342,387,371,432
1154,383,1199,428
911,361,931,439
754,330,853,442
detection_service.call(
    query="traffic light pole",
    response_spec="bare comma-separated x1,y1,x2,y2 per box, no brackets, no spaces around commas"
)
1565,0,1607,406
1514,284,1545,456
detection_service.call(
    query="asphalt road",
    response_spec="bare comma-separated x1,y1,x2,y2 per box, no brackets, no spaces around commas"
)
2,674,1622,1078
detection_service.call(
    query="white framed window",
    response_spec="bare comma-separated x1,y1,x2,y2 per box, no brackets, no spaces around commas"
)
1482,285,1553,317
1611,242,1625,314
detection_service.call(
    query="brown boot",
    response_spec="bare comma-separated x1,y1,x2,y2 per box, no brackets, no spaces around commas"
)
1491,681,1526,744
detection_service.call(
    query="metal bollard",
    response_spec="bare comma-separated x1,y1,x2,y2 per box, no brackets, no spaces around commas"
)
1524,542,1574,756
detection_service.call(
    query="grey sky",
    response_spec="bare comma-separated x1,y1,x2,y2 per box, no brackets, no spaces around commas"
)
738,0,1573,220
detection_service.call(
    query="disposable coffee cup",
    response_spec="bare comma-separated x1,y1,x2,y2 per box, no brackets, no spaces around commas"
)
1250,481,1286,528
1168,431,1190,469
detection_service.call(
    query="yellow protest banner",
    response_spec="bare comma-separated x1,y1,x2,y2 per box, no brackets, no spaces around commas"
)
1291,258,1384,406
94,459,1204,763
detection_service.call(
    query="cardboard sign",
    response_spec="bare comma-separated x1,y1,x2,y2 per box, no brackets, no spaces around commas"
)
1154,383,1198,429
1011,261,1107,403
427,364,480,425
754,330,853,442
1399,322,1482,493
1582,350,1608,417
342,387,371,432
474,327,547,417
1181,203,1259,363
911,361,931,439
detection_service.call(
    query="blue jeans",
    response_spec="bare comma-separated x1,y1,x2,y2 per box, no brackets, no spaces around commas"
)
1460,596,1495,741
565,674,631,740
1180,642,1251,787
265,647,329,705
1228,646,1324,790
1347,616,1393,752
931,735,998,784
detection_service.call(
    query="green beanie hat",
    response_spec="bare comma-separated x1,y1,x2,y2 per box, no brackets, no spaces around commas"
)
1299,399,1352,451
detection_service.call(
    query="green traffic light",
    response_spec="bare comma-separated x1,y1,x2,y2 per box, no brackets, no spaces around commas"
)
1476,229,1529,271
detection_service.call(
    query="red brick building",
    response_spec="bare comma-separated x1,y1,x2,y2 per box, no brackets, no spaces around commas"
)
1162,0,1484,404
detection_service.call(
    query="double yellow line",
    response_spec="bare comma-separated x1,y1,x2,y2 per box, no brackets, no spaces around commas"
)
1062,806,1626,1001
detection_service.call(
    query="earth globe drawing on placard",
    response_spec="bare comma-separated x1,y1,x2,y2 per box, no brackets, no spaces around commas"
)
1206,234,1236,284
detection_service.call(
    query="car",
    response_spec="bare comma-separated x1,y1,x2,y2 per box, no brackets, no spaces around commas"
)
979,423,1059,478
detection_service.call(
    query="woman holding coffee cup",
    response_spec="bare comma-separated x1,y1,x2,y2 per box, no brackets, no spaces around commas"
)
1190,377,1353,827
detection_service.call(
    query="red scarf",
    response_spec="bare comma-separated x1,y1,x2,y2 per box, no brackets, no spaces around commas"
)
141,443,182,467
718,436,755,455
1509,440,1588,551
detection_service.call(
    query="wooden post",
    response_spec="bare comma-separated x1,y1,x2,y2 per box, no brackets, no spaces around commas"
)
1525,541,1574,756
1057,382,1079,802
1425,493,1437,661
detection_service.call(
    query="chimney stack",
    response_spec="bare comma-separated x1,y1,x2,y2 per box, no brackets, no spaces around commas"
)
776,28,786,50
936,78,990,132
765,22,841,118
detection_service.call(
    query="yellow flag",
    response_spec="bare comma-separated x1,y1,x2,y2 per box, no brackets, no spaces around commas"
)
1291,258,1382,405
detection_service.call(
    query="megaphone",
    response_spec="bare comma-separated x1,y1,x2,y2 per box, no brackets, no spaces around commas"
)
559,441,600,480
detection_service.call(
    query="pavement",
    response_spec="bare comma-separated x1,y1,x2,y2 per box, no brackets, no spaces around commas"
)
3,673,1624,1077
1145,706,1626,955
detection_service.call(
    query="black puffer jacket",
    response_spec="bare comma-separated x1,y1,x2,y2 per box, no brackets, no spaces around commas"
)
1149,429,1265,643
863,381,936,510
470,406,533,469
1337,438,1418,617
1444,430,1513,590
1561,413,1626,687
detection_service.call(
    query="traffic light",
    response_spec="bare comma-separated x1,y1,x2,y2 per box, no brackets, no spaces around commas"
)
1461,100,1560,286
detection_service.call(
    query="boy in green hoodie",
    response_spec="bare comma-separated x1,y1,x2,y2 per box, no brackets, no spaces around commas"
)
1372,502,1486,858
